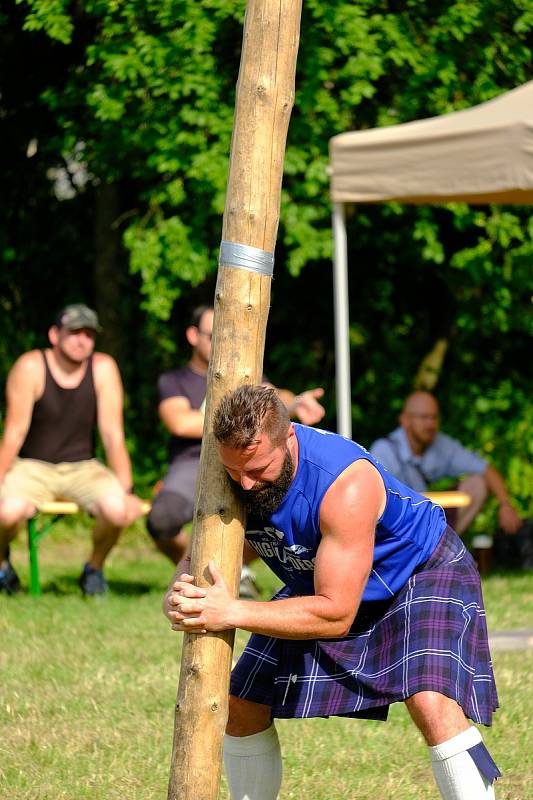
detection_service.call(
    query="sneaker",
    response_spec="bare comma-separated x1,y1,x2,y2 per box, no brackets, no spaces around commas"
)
0,560,21,595
239,567,260,600
79,563,108,596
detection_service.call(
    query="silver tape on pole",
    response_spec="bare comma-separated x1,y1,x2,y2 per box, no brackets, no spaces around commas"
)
219,240,274,276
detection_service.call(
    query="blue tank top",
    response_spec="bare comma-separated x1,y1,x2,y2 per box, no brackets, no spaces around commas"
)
245,424,447,601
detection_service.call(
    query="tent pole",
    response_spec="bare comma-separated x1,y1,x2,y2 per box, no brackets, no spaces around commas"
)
332,201,352,438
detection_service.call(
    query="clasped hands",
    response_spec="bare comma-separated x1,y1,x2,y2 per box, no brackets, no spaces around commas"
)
166,561,235,634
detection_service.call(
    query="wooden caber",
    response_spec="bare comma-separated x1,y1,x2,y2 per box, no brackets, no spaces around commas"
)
167,2,303,799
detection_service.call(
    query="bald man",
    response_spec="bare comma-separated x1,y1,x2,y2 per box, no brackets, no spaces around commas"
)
370,392,522,535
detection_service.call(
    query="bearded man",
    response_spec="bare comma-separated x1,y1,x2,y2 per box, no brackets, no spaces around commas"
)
370,391,521,535
165,385,500,800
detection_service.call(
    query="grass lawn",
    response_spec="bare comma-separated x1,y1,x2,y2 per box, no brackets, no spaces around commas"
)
1,521,532,799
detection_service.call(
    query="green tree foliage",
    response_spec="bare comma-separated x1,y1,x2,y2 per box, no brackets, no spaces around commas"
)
2,0,532,518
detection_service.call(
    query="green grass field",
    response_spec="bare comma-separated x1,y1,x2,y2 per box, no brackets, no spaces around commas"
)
1,521,532,799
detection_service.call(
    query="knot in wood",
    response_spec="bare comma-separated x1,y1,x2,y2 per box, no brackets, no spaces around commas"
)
188,663,200,677
211,702,219,712
256,84,267,96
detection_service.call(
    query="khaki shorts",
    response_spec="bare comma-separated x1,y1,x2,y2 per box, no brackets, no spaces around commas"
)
0,458,124,511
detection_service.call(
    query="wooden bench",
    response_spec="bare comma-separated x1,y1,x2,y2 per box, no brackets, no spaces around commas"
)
423,491,471,509
27,499,151,596
26,491,470,596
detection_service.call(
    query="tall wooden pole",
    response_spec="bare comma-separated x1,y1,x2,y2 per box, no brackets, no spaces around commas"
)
167,2,303,799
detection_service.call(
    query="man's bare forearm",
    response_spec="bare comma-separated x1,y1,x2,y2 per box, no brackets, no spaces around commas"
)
484,464,513,506
102,437,134,490
226,593,359,640
0,431,25,482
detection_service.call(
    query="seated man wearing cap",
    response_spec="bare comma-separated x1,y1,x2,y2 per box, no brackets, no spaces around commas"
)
0,303,144,596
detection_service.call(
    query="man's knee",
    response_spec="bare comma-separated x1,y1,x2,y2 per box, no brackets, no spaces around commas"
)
146,491,190,540
405,690,448,718
226,696,273,737
405,692,469,745
95,494,130,528
0,496,35,528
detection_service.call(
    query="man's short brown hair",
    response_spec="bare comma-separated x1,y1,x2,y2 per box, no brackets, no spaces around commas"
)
213,385,289,449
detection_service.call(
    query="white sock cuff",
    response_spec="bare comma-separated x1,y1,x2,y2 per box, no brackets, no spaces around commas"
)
224,724,279,757
430,726,482,762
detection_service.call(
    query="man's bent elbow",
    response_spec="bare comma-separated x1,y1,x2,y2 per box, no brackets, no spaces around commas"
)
321,608,358,638
337,615,357,638
323,619,354,638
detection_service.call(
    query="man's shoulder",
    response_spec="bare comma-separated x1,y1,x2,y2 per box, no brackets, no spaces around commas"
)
369,428,400,453
92,352,120,382
426,431,479,463
424,430,486,476
158,364,191,382
369,434,391,450
157,364,204,401
295,425,367,471
92,351,117,368
92,354,126,404
4,351,45,405
8,350,44,380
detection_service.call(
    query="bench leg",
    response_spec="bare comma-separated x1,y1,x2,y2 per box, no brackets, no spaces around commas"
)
28,518,42,596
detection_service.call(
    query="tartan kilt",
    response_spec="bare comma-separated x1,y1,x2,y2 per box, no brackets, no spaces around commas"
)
230,526,499,725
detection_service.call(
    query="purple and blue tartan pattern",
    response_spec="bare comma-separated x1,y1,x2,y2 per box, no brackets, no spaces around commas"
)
230,527,499,725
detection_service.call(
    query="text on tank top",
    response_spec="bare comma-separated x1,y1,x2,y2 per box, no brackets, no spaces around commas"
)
19,351,97,463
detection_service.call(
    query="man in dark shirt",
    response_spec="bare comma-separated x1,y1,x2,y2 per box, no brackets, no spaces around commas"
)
0,304,144,596
146,305,326,594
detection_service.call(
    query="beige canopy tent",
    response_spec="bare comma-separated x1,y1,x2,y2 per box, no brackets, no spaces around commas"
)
328,81,533,437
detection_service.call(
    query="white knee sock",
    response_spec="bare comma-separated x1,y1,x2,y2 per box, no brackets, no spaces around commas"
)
430,726,498,799
223,723,282,800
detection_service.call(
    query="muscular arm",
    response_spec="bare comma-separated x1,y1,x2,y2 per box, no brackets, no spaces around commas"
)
0,352,42,481
158,396,205,439
94,354,133,490
166,459,385,639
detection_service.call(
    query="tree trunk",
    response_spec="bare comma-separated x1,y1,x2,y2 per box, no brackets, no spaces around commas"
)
93,182,129,368
167,2,303,799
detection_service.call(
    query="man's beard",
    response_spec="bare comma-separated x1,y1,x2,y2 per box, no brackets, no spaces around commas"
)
230,450,294,518
58,342,90,366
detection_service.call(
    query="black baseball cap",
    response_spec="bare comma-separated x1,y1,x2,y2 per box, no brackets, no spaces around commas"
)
55,303,102,332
